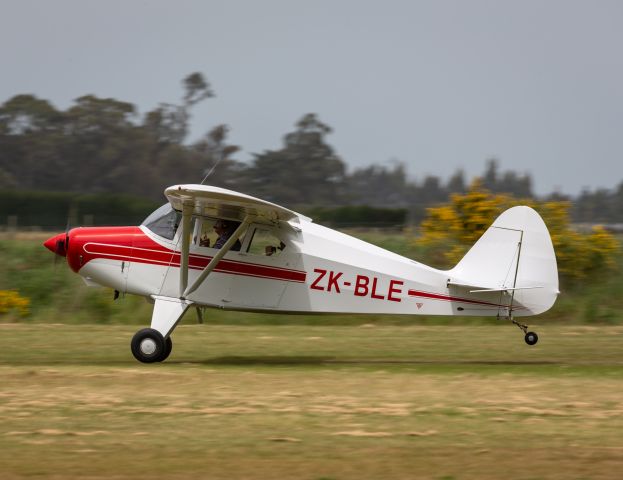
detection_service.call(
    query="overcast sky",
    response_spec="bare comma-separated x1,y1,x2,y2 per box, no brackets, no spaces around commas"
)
1,0,622,195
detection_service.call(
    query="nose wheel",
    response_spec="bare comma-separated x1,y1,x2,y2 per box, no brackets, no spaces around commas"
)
131,328,174,363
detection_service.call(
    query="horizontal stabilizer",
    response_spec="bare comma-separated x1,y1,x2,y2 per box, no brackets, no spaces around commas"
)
469,286,544,293
447,280,545,293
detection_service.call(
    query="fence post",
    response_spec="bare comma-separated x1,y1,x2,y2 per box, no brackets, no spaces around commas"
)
7,215,17,238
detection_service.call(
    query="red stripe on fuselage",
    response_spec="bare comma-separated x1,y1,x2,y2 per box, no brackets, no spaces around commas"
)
82,240,307,283
407,289,512,309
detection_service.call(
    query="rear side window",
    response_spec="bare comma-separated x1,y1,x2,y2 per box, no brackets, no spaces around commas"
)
247,228,286,257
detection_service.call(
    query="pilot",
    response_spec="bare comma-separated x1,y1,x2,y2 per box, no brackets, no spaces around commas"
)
213,219,242,251
265,241,286,256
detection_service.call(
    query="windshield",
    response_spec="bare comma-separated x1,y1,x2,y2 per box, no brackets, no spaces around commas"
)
142,203,180,240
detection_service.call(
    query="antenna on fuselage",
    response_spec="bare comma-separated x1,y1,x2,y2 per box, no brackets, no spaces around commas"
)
200,150,224,185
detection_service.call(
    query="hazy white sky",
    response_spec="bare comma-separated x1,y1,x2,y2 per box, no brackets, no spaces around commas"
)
1,0,622,195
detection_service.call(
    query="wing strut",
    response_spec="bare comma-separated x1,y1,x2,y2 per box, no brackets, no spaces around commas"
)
182,215,251,299
179,203,194,297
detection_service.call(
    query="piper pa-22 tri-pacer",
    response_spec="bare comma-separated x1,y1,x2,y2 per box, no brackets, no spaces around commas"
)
44,184,559,363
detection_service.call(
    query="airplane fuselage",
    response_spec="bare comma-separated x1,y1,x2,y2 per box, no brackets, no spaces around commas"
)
51,220,531,318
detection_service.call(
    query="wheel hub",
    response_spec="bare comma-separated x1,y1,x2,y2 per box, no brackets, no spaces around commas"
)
140,338,157,355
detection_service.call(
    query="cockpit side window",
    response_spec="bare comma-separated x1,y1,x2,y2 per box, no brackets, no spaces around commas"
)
142,204,181,240
196,217,219,248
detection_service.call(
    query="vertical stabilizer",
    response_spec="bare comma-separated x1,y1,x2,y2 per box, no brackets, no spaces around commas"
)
448,206,559,316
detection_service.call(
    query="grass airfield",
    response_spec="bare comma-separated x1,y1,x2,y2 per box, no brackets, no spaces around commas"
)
1,323,622,480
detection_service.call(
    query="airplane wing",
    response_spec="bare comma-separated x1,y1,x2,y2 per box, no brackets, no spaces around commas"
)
165,184,310,299
165,184,311,224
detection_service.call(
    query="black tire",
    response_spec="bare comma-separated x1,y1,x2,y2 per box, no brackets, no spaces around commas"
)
525,331,539,346
131,328,166,363
158,336,173,362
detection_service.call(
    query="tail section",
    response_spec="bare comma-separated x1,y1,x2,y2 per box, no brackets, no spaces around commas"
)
448,206,559,316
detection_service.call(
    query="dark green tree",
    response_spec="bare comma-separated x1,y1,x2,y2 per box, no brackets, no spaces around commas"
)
482,158,533,197
183,72,214,106
192,124,242,188
446,169,466,194
346,162,410,206
62,95,143,193
245,114,346,205
144,72,215,146
0,95,65,189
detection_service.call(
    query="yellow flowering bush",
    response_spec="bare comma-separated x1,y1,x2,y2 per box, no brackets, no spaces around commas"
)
416,180,620,281
0,290,30,317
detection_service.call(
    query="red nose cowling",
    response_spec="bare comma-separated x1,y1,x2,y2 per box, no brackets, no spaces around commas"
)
43,233,68,257
44,226,142,273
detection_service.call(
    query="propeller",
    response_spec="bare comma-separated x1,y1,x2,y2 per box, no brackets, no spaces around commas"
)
44,232,68,261
45,208,74,266
53,231,68,265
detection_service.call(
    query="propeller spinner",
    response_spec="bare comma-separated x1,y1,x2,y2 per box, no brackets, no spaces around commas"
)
44,232,69,257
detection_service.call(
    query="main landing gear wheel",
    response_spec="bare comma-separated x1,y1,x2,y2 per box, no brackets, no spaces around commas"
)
524,331,539,346
159,336,173,362
131,328,167,363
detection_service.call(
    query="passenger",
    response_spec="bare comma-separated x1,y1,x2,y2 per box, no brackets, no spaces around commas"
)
213,219,242,251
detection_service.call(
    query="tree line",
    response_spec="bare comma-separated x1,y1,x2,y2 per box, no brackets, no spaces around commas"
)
1,73,621,224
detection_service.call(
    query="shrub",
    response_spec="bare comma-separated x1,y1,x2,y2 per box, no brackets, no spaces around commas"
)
416,180,621,282
0,290,30,317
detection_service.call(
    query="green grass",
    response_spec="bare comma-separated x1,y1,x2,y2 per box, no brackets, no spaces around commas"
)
0,324,622,479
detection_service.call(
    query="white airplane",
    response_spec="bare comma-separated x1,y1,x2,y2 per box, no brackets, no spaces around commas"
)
44,184,559,363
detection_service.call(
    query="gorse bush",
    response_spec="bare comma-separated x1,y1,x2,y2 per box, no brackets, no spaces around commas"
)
417,180,621,282
0,290,30,317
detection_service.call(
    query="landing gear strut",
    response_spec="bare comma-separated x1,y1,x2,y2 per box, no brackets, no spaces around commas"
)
511,317,539,346
130,296,190,363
